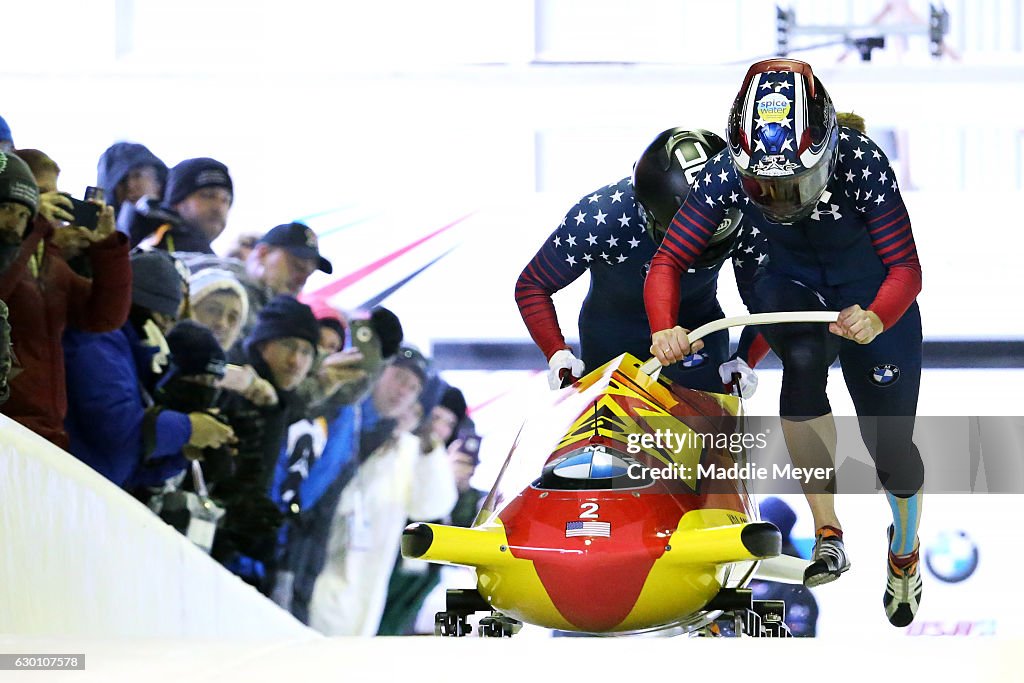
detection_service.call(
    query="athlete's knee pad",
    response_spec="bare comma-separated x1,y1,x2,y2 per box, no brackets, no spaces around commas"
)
777,336,833,418
859,416,925,495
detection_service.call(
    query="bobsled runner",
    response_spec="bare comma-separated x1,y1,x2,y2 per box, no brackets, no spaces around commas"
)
402,312,837,637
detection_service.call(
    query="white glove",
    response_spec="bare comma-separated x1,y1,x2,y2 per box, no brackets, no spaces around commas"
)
547,349,586,390
719,357,758,398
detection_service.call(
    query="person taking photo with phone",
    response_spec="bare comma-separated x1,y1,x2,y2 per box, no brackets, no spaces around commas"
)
0,150,131,448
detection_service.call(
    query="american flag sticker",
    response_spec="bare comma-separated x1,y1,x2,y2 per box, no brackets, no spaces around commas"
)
565,520,611,538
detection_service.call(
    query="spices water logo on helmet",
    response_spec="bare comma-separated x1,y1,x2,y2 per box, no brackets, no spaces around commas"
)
727,59,839,224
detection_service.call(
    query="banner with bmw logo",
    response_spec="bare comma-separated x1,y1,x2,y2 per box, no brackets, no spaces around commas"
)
771,494,1012,638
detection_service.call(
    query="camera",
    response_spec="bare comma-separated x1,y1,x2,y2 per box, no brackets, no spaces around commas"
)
148,461,225,554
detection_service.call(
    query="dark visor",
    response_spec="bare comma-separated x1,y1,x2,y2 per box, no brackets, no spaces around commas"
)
738,163,831,224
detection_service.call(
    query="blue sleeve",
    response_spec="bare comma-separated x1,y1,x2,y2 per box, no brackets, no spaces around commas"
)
151,409,193,459
65,332,148,474
301,406,358,510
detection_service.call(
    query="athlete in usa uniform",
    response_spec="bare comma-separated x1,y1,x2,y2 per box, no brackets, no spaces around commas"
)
644,61,924,627
516,129,768,392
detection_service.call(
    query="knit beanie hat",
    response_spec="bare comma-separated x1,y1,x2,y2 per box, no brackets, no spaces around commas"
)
318,316,346,349
0,152,39,216
130,250,185,316
0,115,12,148
0,115,12,150
439,385,468,425
245,295,319,353
164,157,233,208
165,319,226,379
189,268,249,327
303,298,347,349
370,306,403,359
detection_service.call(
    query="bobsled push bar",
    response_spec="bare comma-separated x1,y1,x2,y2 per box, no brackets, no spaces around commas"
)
639,311,840,376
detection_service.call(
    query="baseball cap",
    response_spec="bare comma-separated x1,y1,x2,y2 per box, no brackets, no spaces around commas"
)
258,222,332,274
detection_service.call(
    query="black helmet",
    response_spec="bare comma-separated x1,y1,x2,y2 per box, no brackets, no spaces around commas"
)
632,128,742,269
727,58,838,224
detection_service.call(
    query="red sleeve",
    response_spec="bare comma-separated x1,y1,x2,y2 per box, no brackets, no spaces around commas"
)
514,200,596,361
643,178,725,333
643,260,683,333
862,201,922,329
65,232,132,333
842,132,922,329
742,333,771,368
515,267,568,361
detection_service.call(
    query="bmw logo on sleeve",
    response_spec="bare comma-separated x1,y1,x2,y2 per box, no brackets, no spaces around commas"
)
870,363,900,387
681,352,708,368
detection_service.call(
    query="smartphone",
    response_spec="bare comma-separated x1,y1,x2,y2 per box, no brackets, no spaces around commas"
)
68,187,104,230
347,318,383,372
68,198,100,230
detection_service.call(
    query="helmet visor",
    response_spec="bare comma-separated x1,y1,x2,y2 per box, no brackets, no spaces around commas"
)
738,162,831,224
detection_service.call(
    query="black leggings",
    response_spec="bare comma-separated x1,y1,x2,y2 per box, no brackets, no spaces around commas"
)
754,274,924,495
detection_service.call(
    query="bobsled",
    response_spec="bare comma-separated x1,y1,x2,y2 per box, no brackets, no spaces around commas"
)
402,312,837,637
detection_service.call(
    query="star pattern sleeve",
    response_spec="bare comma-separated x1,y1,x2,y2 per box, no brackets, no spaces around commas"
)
838,128,922,328
516,179,640,359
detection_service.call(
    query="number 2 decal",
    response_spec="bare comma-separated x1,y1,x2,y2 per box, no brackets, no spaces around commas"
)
579,502,600,519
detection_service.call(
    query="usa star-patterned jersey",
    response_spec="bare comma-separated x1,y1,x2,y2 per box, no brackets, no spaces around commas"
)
515,177,766,370
645,127,921,333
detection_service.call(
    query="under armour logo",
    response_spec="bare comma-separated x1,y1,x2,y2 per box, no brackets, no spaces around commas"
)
811,205,842,221
810,191,841,221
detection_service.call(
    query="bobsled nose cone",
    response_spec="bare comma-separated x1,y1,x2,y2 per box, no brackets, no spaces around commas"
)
741,522,782,557
402,523,434,559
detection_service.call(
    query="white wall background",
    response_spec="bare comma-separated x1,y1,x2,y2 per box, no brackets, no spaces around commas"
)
2,0,1021,350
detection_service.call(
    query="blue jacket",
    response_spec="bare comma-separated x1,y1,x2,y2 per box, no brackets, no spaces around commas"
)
64,323,192,488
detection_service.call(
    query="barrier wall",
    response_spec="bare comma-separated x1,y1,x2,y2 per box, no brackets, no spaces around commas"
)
0,415,318,640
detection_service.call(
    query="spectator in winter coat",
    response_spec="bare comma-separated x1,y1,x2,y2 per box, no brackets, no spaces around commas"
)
0,151,131,448
130,157,233,253
189,267,249,352
64,251,235,487
210,295,320,586
96,141,167,218
308,346,458,636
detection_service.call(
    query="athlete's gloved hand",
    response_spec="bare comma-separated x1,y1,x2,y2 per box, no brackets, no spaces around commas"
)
719,357,758,398
547,349,585,390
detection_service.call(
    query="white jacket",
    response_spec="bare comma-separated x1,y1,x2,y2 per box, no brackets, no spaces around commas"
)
309,432,457,636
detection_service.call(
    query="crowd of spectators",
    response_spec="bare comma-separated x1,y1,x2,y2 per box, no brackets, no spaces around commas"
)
0,113,483,636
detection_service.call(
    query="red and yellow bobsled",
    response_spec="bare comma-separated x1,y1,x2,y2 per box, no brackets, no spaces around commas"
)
403,352,803,634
